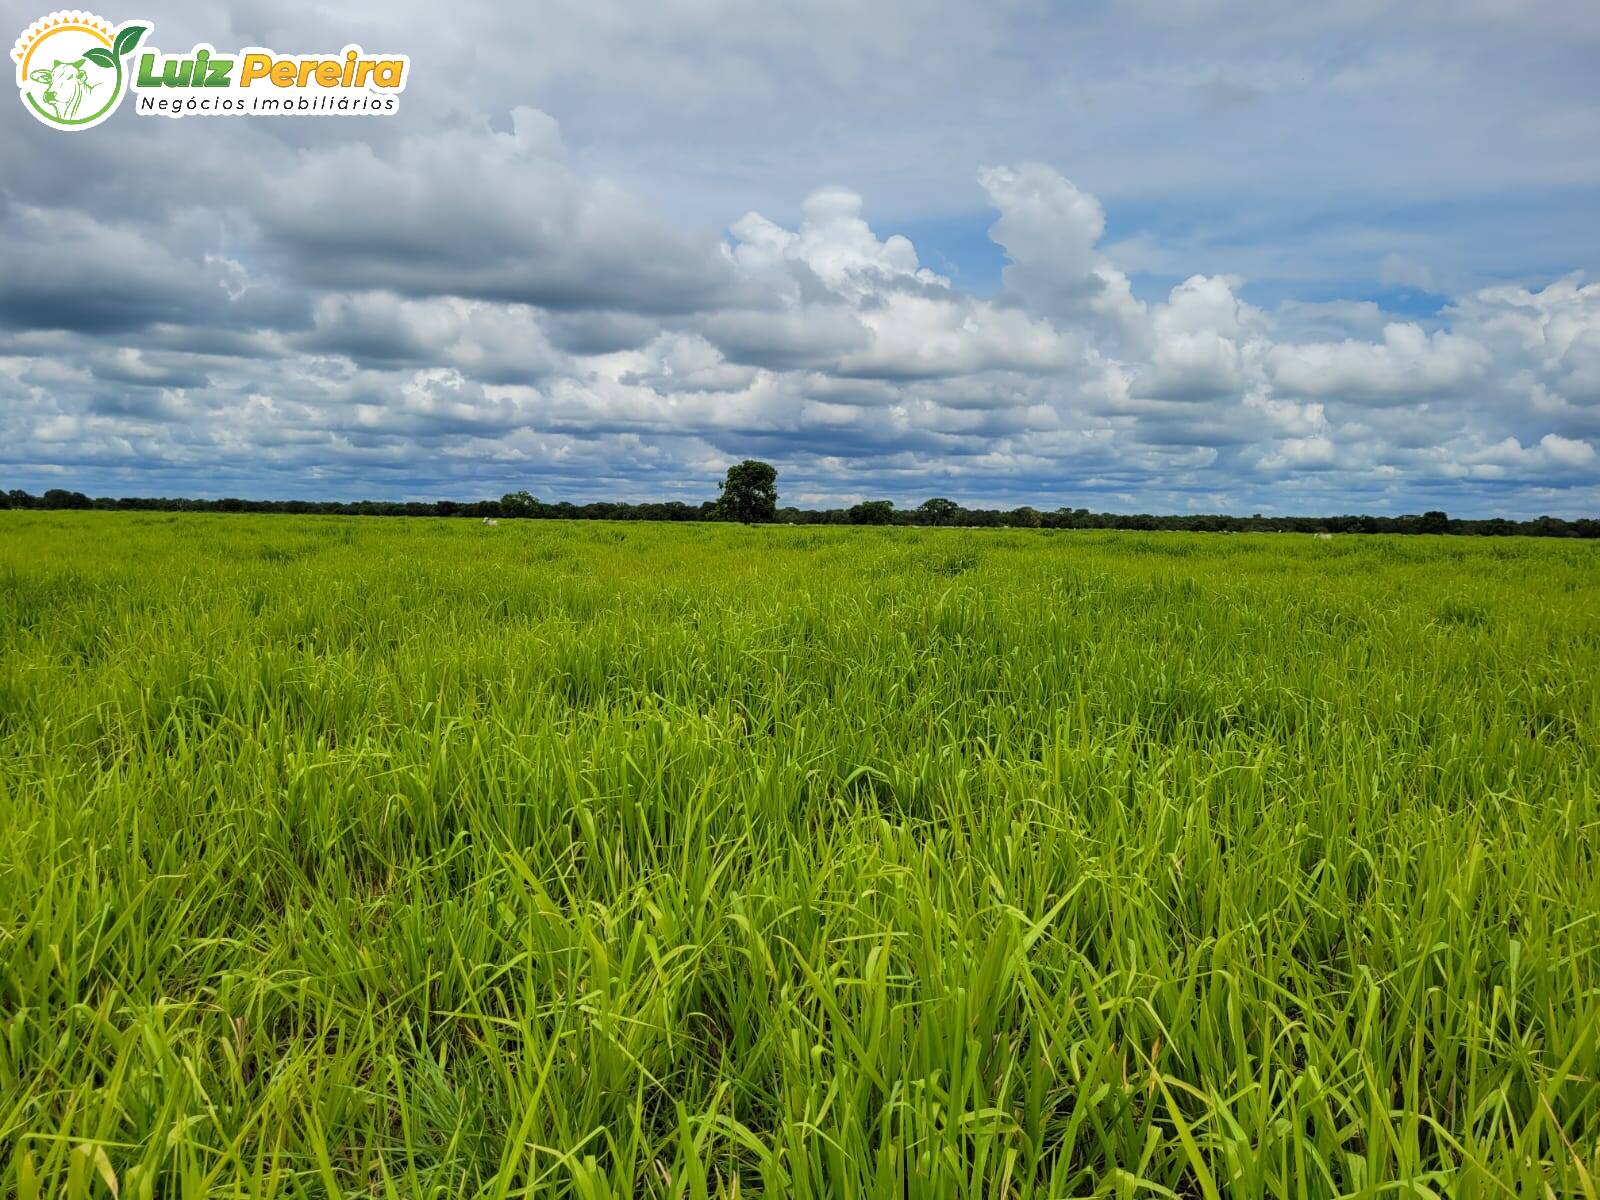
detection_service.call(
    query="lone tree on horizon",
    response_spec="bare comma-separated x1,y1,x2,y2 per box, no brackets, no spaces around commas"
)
848,499,895,525
717,460,778,524
499,490,538,517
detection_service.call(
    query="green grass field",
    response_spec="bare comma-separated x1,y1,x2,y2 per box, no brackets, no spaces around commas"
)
1,513,1597,1198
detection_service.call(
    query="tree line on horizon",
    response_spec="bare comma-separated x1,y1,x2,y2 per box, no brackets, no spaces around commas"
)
4,458,1597,538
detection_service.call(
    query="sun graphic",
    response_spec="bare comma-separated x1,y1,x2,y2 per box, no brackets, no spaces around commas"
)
11,9,146,130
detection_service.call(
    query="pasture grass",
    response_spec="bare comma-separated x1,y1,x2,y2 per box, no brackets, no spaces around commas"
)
0,512,1597,1198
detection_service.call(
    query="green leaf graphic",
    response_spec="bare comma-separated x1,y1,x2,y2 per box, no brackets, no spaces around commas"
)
113,25,147,58
83,46,115,68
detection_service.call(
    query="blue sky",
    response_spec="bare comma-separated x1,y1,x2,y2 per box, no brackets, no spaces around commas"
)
3,0,1598,516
